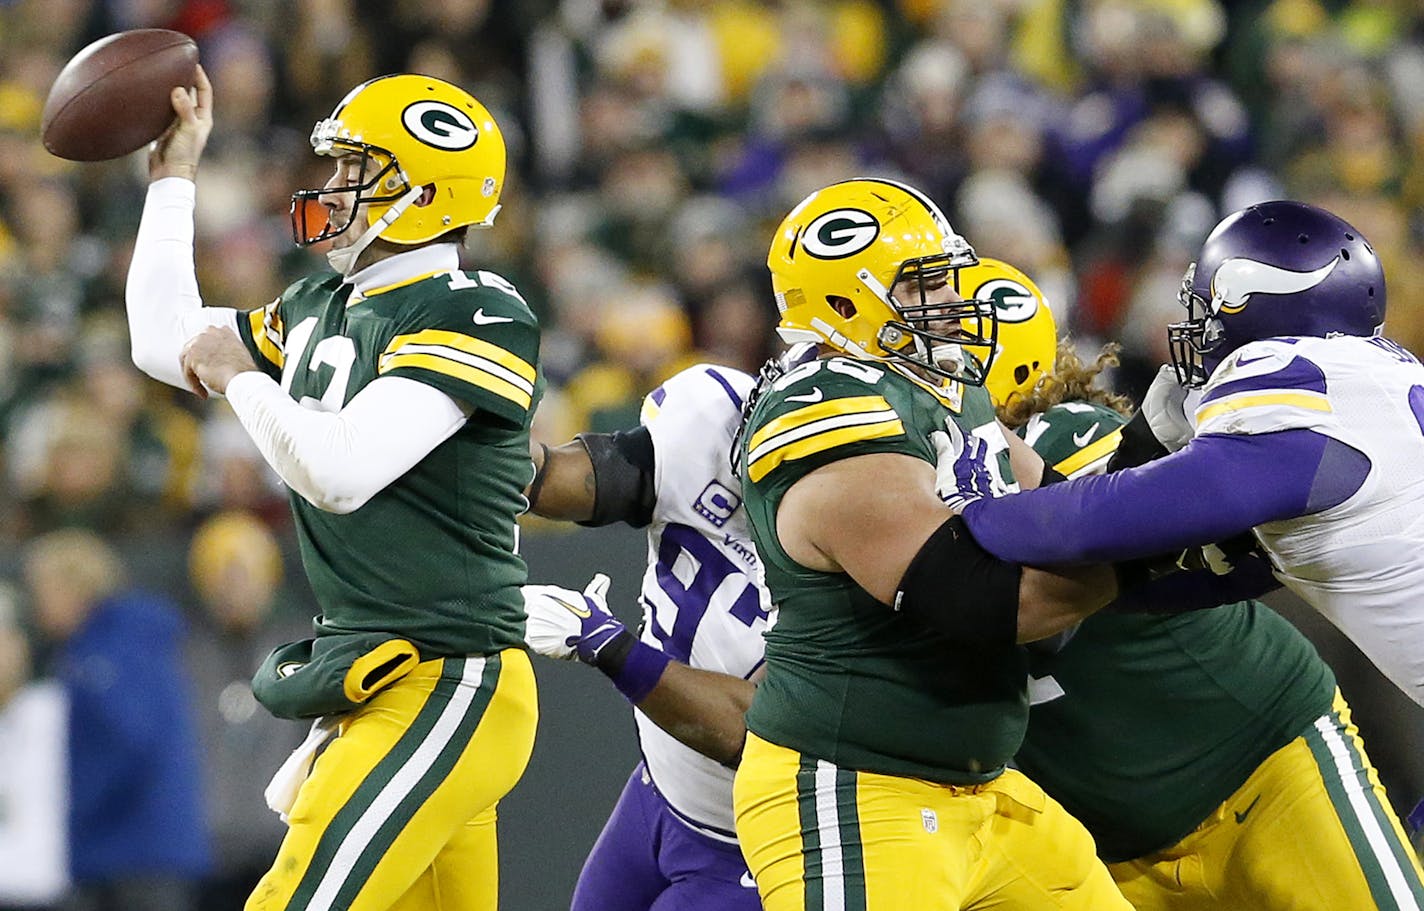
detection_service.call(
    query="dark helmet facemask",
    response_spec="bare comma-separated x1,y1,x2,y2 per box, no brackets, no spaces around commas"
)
289,144,410,247
1168,263,1225,387
876,252,999,385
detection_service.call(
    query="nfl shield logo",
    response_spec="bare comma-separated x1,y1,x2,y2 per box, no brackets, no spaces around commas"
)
921,808,938,834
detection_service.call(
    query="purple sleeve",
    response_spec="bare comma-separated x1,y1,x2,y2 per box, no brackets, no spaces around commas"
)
960,428,1366,564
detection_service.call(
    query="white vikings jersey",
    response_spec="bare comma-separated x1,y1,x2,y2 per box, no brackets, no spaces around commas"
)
1196,335,1424,705
635,364,772,842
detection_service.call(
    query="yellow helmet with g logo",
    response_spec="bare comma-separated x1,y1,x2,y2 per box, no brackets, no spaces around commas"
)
766,177,996,384
960,258,1057,407
290,73,506,251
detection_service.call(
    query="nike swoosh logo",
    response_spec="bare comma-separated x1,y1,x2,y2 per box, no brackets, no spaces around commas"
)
1234,353,1273,368
1072,422,1100,447
472,308,515,325
740,871,757,889
786,387,824,404
1234,793,1261,824
551,596,590,619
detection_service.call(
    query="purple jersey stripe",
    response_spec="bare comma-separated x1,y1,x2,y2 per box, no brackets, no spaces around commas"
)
650,386,668,406
1203,354,1327,404
704,368,744,408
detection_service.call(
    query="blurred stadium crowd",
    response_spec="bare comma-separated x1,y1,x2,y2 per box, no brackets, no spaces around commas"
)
3,0,1424,907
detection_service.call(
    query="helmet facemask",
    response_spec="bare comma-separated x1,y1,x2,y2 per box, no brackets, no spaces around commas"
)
873,251,998,385
290,140,413,247
291,139,426,276
1167,263,1225,387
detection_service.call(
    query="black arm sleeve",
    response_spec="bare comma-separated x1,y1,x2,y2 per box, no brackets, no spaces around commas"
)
575,426,657,528
895,516,1023,649
1040,464,1069,486
1105,409,1170,472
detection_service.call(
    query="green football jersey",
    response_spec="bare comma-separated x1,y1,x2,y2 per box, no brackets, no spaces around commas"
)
740,355,1028,784
235,266,542,657
1014,401,1335,861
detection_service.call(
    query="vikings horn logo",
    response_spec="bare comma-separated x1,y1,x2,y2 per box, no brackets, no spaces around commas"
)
1211,257,1339,314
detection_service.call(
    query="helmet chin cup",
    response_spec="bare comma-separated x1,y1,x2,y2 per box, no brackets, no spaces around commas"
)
930,342,966,375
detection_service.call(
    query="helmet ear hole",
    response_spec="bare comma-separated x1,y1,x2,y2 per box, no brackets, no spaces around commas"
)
828,296,857,319
415,184,437,207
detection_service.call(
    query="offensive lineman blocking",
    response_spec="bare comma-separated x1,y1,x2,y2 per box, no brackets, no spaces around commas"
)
733,178,1129,910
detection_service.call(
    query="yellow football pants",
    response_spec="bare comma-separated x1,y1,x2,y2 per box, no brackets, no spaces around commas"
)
246,648,537,911
1111,690,1424,911
733,732,1133,910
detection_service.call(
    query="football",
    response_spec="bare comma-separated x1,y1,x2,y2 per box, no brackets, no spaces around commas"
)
41,29,199,162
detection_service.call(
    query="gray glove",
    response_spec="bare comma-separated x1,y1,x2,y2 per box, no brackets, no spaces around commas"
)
1141,364,1202,453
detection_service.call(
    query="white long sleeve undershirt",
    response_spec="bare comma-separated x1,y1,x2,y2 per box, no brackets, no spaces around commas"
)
125,177,472,514
225,372,470,514
126,177,241,386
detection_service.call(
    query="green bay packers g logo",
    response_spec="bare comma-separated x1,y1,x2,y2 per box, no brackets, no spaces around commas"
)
975,278,1038,322
802,208,880,259
402,101,479,150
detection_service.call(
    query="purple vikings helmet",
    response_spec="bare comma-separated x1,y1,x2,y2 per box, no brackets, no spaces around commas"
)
1168,200,1387,386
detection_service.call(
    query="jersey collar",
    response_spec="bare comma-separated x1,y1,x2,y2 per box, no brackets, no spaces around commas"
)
889,361,964,411
345,243,460,299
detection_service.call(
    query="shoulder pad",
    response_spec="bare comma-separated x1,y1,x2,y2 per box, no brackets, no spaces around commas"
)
743,357,908,484
379,272,540,424
1196,341,1337,437
414,270,536,327
284,271,344,301
642,364,754,429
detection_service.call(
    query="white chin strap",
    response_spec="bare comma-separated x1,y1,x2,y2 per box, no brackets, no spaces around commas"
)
327,186,424,277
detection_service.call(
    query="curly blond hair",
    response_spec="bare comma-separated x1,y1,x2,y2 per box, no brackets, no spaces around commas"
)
998,339,1135,431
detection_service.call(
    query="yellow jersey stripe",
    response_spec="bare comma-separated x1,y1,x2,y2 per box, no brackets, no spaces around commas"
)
380,342,534,395
747,408,901,465
1195,391,1332,427
748,418,904,483
381,352,533,410
748,395,893,452
385,329,535,383
1053,428,1123,478
246,307,284,368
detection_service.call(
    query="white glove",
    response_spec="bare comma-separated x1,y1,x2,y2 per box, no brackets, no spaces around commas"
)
1141,364,1202,453
521,573,614,660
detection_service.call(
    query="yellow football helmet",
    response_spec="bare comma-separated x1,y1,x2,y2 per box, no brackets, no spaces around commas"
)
290,74,506,250
767,178,996,384
961,258,1057,407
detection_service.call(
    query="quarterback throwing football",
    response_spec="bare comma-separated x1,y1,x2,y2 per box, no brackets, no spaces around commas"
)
126,67,540,911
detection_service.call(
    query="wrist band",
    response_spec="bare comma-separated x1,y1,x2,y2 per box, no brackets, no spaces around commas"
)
594,630,671,703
